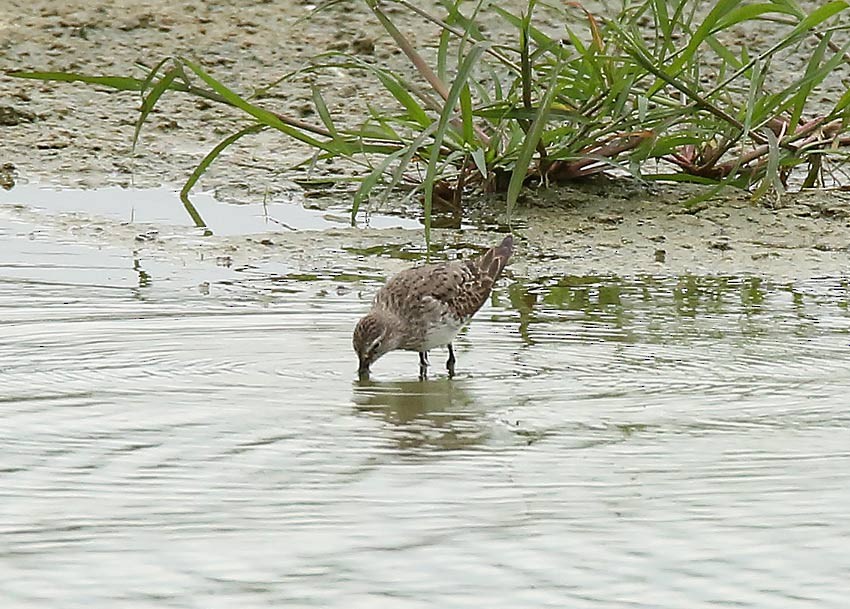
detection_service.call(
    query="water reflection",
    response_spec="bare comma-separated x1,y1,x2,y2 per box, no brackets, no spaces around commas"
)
352,378,488,451
132,256,151,289
493,273,850,348
505,274,776,318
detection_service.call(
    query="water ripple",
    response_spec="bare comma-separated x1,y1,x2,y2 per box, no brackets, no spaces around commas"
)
2,237,850,608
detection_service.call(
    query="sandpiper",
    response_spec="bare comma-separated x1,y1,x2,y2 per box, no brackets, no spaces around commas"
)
353,235,514,379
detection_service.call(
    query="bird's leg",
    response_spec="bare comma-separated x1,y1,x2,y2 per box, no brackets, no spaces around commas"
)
446,344,456,378
419,351,429,380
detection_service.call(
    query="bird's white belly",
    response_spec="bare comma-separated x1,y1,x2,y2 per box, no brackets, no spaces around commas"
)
421,318,464,351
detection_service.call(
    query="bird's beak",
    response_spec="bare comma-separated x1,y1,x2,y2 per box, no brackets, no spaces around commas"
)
358,358,371,379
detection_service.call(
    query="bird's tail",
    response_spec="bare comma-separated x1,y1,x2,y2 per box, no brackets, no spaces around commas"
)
478,235,514,282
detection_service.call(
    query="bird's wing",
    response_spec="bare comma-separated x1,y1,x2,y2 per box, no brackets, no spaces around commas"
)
376,237,513,322
374,263,462,319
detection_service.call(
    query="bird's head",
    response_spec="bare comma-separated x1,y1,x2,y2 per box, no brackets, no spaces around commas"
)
353,312,396,377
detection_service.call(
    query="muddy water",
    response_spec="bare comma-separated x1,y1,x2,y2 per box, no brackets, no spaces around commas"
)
3,212,850,608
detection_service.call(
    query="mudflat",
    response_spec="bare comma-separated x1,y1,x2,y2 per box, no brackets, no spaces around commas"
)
2,0,849,279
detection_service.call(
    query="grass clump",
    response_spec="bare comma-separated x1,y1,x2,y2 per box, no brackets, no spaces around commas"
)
8,0,850,239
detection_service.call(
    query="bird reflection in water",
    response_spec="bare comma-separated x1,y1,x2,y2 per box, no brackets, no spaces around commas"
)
352,377,489,452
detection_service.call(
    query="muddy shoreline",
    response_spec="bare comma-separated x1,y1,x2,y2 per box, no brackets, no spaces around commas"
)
2,0,850,280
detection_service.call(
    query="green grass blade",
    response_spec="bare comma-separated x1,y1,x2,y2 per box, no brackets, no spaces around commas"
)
439,0,487,41
651,0,673,56
830,85,850,117
778,1,849,52
352,146,411,224
133,67,179,152
715,3,798,29
381,122,437,203
459,83,475,144
138,57,173,96
471,146,487,179
743,57,765,136
180,124,266,224
520,8,532,117
6,70,152,91
492,5,554,52
506,53,563,219
291,0,349,26
642,173,734,186
371,69,432,129
379,122,441,208
311,85,338,138
317,53,434,127
704,34,743,70
179,57,332,151
422,41,490,245
437,27,451,84
751,127,782,201
788,34,830,130
665,0,743,77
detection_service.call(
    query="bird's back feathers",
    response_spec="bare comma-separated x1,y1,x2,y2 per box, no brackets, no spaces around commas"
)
372,235,514,350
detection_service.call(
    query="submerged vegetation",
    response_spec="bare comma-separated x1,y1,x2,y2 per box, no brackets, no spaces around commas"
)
8,0,850,240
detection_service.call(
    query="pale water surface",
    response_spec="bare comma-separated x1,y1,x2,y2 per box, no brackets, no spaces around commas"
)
2,200,850,608
0,185,422,233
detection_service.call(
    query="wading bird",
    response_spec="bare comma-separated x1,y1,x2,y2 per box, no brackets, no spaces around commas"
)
353,235,514,379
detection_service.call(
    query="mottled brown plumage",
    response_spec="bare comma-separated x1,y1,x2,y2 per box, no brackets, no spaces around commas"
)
353,235,514,378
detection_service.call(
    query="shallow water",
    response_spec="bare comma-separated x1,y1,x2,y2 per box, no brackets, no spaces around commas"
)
2,209,850,608
0,184,422,234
